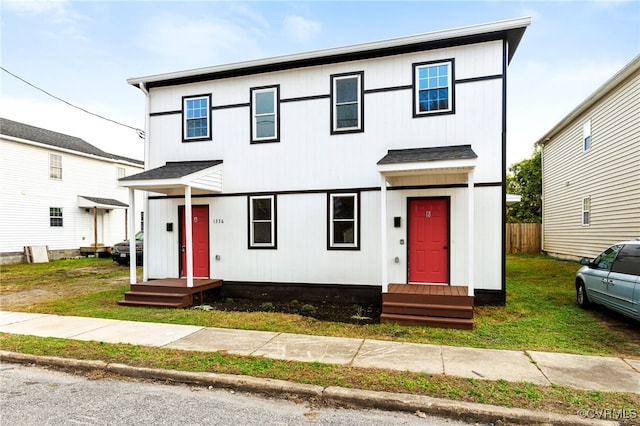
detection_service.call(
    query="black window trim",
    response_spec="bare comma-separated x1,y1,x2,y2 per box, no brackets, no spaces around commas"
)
247,194,277,249
250,85,280,144
330,71,364,135
182,93,213,142
412,58,456,118
327,191,361,251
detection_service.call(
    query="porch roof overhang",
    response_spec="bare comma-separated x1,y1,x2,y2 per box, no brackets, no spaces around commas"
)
118,160,223,195
78,196,128,209
377,145,477,183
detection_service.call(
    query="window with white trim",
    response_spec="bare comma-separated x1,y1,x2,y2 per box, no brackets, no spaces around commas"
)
331,72,363,133
183,94,211,141
413,60,454,116
583,120,591,152
582,196,591,226
50,207,63,227
249,195,276,248
328,193,359,249
49,153,62,180
251,86,279,143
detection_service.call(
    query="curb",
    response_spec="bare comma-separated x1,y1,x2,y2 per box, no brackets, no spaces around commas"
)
0,350,616,426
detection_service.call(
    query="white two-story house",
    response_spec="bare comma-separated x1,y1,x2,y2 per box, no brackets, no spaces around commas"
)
119,17,530,328
0,118,144,264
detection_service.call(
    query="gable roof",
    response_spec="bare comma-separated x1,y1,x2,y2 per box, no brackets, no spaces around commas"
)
128,17,530,90
536,54,640,146
118,160,224,195
0,117,143,165
378,145,477,165
119,160,222,181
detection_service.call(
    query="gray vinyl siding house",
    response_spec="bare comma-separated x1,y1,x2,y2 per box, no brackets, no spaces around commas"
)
538,55,640,260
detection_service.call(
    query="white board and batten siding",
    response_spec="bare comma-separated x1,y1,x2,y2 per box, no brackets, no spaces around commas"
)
542,59,640,260
0,137,143,254
140,37,509,292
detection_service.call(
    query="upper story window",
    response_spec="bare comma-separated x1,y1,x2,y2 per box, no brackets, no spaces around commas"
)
328,192,359,250
413,59,454,117
583,119,591,152
49,153,62,180
183,94,212,141
248,195,276,248
251,85,279,143
50,207,63,227
331,72,363,133
582,196,591,226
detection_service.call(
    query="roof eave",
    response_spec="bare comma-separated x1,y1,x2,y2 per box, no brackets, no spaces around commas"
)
127,17,531,89
537,54,640,146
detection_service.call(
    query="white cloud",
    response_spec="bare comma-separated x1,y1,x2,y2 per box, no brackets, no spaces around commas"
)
135,12,266,68
3,0,90,41
282,15,321,42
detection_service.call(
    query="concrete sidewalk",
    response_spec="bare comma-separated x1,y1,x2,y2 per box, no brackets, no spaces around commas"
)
1,311,638,394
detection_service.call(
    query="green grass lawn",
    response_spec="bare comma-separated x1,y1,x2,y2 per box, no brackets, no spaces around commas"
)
1,255,639,416
1,254,637,357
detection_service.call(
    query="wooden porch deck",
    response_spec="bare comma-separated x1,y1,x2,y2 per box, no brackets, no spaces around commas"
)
381,284,474,329
118,278,223,308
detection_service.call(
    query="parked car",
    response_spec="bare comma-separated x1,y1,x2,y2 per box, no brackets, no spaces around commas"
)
575,239,640,321
112,231,143,266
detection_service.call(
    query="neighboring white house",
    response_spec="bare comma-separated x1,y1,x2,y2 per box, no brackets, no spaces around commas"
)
120,17,530,307
0,118,144,264
537,55,640,261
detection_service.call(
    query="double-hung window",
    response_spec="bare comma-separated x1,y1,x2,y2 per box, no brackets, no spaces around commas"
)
328,193,359,250
331,72,363,133
50,207,63,227
49,153,62,180
583,120,591,152
251,85,279,143
413,60,454,116
248,195,276,248
183,94,211,141
582,196,591,226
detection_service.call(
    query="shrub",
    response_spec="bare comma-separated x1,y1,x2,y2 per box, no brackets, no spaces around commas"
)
301,304,317,316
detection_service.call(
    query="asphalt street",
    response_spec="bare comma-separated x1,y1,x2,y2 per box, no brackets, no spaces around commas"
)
0,362,474,426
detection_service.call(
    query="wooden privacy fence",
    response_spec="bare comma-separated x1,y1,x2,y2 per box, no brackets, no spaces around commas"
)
506,223,541,254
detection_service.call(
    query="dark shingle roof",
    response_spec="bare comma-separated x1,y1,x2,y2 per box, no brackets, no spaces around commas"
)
119,160,223,181
377,145,477,165
79,196,128,207
0,117,143,165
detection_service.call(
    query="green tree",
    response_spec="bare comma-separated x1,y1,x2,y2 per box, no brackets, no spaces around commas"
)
507,147,541,223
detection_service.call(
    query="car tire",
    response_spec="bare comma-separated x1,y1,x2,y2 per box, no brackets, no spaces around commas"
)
576,280,591,309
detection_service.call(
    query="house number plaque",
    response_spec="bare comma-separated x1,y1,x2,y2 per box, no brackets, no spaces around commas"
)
212,219,224,224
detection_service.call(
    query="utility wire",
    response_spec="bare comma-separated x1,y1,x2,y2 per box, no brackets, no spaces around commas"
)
1,66,145,138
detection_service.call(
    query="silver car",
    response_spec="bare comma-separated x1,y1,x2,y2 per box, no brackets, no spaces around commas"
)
576,239,640,321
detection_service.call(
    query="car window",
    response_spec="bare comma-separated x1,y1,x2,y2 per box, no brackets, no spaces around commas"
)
592,244,623,271
610,244,640,275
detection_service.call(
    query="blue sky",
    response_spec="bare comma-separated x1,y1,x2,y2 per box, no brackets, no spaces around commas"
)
1,0,638,165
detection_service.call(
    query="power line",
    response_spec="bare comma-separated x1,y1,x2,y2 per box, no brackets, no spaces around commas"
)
1,66,145,138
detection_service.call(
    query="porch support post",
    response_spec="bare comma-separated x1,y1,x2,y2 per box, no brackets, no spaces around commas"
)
184,185,194,288
128,188,137,285
380,174,388,293
467,170,475,297
142,192,149,282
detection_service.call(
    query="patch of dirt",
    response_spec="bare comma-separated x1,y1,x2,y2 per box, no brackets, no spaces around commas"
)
202,294,381,325
590,306,640,349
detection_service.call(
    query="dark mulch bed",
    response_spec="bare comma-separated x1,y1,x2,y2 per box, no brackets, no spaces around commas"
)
202,294,381,325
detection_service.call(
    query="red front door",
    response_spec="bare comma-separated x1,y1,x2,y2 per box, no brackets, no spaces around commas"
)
408,198,449,283
179,205,210,278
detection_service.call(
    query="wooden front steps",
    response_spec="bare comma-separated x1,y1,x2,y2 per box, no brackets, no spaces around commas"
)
118,278,222,308
381,284,474,330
